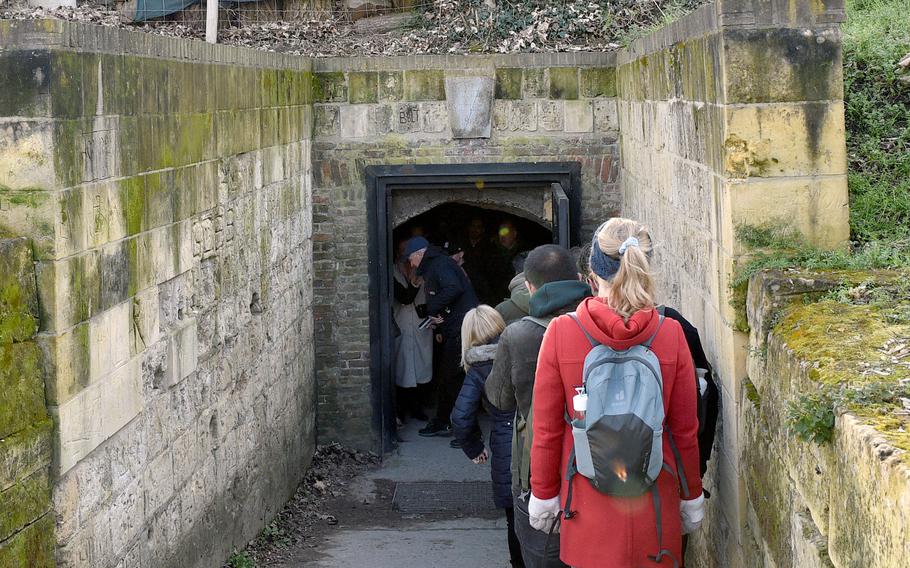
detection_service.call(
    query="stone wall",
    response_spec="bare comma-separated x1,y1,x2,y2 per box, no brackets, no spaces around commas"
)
615,1,850,566
744,270,910,568
0,238,55,567
310,53,621,448
0,20,315,568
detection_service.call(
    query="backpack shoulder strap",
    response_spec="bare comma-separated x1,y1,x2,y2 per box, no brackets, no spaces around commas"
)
567,312,598,348
642,310,666,349
656,305,666,317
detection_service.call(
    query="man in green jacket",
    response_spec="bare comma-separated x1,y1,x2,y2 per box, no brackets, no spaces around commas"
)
485,244,591,568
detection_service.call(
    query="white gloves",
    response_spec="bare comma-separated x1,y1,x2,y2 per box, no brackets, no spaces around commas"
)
528,494,561,533
680,493,705,534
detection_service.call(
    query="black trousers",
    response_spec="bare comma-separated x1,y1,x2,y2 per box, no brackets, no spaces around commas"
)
513,491,569,568
434,333,464,425
505,506,526,568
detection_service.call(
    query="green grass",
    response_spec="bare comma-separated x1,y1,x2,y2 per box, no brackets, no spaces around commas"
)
732,222,910,289
843,0,910,243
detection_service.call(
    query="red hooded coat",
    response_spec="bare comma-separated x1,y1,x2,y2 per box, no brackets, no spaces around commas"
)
530,297,702,568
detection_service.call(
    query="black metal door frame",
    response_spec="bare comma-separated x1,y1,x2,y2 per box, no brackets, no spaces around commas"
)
365,162,582,454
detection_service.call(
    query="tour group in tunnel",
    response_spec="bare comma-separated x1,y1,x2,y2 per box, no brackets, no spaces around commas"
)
381,205,720,568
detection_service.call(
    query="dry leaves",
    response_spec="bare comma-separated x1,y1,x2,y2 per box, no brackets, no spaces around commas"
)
0,0,704,56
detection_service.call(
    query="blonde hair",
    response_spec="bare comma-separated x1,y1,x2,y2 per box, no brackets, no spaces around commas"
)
591,218,656,319
460,305,505,371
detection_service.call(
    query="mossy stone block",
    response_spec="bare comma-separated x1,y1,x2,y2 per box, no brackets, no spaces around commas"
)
378,71,403,101
0,512,54,568
723,28,842,104
580,67,616,98
314,72,348,103
349,72,379,104
0,468,50,543
0,51,51,118
0,419,52,490
495,68,523,100
404,70,445,101
523,68,547,98
0,238,38,345
548,67,579,100
0,342,46,440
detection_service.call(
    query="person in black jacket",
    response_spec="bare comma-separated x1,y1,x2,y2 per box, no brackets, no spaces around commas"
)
451,305,524,568
405,236,480,437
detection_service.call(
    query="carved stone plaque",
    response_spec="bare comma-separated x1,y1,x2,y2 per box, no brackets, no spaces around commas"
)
444,76,494,139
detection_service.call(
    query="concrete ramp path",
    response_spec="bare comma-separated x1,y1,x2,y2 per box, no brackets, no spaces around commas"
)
283,419,512,567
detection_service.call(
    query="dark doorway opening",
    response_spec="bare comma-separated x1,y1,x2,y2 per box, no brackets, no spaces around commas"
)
366,162,582,453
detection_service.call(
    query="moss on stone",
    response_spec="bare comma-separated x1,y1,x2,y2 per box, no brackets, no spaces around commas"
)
744,377,761,406
775,299,910,386
0,512,54,568
0,342,46,440
580,67,617,98
120,176,145,236
523,68,547,98
403,70,445,101
495,68,523,100
548,67,579,100
313,72,347,103
348,72,379,104
0,51,49,117
0,239,39,345
378,71,403,101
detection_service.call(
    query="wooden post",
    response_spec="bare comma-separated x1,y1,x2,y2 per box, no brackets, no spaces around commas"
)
206,0,218,44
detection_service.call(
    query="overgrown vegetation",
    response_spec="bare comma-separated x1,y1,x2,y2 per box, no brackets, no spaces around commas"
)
732,222,910,291
787,381,910,445
843,0,910,244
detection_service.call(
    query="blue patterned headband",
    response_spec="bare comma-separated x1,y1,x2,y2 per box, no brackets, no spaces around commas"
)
589,224,650,280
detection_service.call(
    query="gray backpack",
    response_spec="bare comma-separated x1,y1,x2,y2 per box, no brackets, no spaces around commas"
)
564,313,689,567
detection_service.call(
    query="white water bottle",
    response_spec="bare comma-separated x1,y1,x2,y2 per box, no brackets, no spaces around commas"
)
573,387,588,423
696,369,708,397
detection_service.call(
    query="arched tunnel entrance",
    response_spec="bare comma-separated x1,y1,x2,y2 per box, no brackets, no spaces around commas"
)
366,163,582,452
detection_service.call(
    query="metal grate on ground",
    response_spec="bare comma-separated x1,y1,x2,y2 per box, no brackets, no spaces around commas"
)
392,481,496,514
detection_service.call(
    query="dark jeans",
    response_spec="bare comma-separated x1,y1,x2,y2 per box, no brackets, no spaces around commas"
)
505,506,526,568
513,491,569,568
434,334,464,425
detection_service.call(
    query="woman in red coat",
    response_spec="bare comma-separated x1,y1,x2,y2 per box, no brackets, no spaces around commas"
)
528,218,704,568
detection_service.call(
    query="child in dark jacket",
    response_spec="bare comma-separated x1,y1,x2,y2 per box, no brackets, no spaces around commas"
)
451,305,525,568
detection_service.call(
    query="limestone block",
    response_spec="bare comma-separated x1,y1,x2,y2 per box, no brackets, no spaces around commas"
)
492,101,537,132
580,67,616,98
378,71,403,102
548,67,579,99
36,251,101,333
394,103,421,134
0,419,52,492
314,73,347,103
0,512,54,568
538,101,564,131
107,478,144,557
0,120,55,191
494,68,522,100
0,238,39,344
403,70,445,101
55,355,143,474
0,342,46,442
724,102,847,178
166,318,198,388
723,27,843,104
130,286,161,356
523,68,547,99
339,104,392,139
89,302,131,384
314,105,340,138
421,102,447,134
564,100,594,133
0,186,57,260
348,72,379,104
444,77,494,139
593,99,618,134
724,177,849,250
0,468,51,545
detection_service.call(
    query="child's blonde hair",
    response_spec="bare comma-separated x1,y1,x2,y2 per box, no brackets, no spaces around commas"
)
460,305,505,371
591,218,656,319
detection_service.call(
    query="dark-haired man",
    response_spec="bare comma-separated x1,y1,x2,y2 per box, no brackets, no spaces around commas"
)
485,244,591,568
